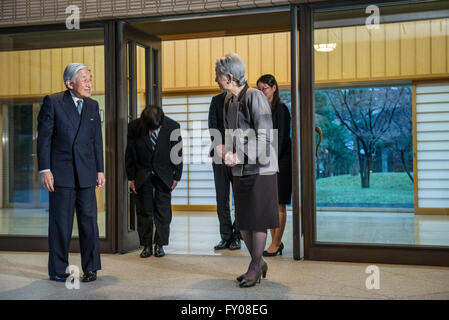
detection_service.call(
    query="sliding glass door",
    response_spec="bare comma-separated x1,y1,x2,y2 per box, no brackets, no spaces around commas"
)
293,0,449,265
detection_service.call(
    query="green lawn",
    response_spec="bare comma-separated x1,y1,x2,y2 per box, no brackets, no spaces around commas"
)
316,172,414,207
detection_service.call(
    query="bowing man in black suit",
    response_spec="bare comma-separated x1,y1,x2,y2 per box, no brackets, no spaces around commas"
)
37,63,105,283
125,105,183,258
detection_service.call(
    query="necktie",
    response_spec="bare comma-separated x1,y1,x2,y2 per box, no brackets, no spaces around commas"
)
76,100,83,115
150,131,158,151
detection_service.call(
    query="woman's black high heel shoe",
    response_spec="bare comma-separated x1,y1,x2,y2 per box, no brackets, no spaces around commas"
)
239,269,263,288
261,261,268,278
237,261,268,284
263,242,284,257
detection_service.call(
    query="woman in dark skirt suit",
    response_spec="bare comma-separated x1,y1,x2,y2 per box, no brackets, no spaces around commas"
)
214,53,279,288
257,74,292,257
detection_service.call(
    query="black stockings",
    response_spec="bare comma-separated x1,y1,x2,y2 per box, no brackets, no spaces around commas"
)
240,230,267,280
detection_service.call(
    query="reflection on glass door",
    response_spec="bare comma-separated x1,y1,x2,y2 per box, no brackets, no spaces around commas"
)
5,103,48,208
11,105,33,204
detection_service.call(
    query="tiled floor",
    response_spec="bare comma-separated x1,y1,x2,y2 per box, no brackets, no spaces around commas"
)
1,249,449,300
1,210,449,300
2,208,449,250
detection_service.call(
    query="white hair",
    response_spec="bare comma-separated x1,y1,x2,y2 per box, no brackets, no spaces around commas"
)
63,63,89,88
215,53,248,86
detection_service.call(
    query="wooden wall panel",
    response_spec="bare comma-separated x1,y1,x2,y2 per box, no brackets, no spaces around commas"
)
0,45,105,98
61,48,73,78
248,35,261,85
1,21,449,96
30,50,41,95
385,23,400,77
371,25,385,78
415,20,431,75
274,32,288,84
19,51,31,95
61,48,72,92
84,47,95,79
175,40,187,88
198,38,211,87
356,26,371,79
0,51,9,95
160,20,449,91
314,29,328,81
328,28,342,80
8,52,20,96
187,39,199,87
94,46,105,93
51,49,62,93
261,33,274,77
401,22,416,76
72,47,84,65
223,36,235,56
342,27,356,80
0,52,8,96
431,19,446,74
210,37,223,85
235,35,249,81
162,41,175,89
40,49,52,95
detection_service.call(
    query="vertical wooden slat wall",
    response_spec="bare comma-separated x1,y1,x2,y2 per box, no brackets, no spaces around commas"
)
161,19,449,92
0,45,106,98
0,20,447,95
162,32,292,91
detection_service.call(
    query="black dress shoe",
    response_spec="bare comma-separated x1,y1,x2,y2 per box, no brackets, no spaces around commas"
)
82,271,97,283
228,238,241,250
140,246,153,258
49,273,70,282
154,245,165,257
214,240,229,250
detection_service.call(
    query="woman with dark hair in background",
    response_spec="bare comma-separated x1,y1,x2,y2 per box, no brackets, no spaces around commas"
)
257,74,292,257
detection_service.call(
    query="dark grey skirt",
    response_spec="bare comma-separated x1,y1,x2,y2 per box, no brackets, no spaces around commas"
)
233,174,279,231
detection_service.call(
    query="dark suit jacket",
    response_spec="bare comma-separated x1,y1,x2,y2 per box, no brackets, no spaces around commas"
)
272,101,292,162
125,116,183,191
208,92,227,157
37,90,104,188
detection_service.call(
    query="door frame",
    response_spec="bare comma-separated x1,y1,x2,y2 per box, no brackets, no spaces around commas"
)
115,21,162,253
293,1,449,266
0,21,115,253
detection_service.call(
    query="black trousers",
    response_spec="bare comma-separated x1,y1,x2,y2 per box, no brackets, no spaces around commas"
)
135,174,172,247
48,186,101,277
212,163,241,241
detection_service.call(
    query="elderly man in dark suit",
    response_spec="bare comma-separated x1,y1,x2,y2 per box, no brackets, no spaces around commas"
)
37,63,105,283
208,92,241,251
125,105,183,258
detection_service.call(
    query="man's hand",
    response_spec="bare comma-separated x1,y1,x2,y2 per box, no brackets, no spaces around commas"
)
41,171,55,192
215,144,226,160
171,180,179,191
97,172,106,188
129,180,137,194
